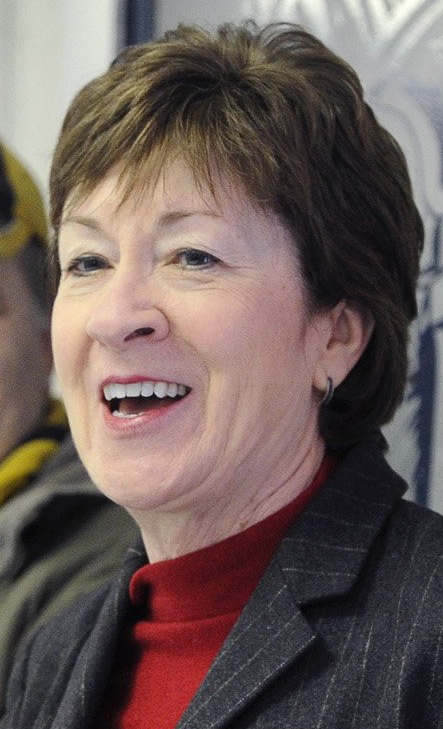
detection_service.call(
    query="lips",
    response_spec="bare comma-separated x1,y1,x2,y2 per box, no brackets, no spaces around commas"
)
102,380,190,418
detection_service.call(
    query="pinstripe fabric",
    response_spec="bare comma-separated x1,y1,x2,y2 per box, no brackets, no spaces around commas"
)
2,441,443,728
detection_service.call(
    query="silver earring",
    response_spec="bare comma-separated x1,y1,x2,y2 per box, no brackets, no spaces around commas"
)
322,377,334,405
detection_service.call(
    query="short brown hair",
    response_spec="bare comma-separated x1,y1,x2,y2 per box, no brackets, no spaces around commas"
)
49,22,423,451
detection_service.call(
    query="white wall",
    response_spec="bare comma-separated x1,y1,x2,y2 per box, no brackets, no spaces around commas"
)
157,0,242,33
0,0,246,193
0,0,118,199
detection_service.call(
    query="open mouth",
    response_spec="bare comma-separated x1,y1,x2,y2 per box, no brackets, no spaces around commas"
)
103,380,190,418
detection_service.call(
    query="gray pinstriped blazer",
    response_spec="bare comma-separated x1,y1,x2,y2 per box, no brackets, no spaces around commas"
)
3,441,443,728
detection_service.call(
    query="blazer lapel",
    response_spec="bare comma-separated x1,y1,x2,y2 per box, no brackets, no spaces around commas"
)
178,556,316,729
49,543,146,729
178,442,406,729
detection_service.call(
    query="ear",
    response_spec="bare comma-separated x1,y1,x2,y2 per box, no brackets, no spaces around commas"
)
312,300,374,398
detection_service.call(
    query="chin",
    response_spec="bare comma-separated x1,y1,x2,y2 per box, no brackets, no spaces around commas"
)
90,466,183,513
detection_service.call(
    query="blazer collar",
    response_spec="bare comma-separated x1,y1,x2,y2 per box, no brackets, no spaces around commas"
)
178,442,406,729
278,440,406,603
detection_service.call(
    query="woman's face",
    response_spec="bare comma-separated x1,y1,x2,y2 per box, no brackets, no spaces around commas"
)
52,161,332,521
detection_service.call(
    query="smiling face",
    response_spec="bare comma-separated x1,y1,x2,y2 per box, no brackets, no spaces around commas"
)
0,257,51,460
52,160,340,545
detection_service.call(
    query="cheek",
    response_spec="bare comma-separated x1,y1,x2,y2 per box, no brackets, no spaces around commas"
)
183,291,305,390
51,307,65,377
51,299,82,385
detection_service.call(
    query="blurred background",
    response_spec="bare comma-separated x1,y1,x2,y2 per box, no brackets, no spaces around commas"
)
1,0,442,512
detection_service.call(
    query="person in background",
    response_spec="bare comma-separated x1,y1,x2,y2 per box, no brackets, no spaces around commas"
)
2,21,443,729
0,141,137,710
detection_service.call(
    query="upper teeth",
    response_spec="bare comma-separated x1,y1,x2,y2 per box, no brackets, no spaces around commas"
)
103,381,187,401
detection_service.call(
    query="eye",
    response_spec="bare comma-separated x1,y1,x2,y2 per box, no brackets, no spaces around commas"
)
64,254,110,276
174,248,220,269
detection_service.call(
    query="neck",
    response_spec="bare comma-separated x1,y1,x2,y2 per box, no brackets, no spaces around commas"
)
130,437,326,563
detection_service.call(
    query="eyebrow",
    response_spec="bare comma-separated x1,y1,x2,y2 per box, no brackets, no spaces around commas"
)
60,215,105,234
61,208,222,233
158,209,222,226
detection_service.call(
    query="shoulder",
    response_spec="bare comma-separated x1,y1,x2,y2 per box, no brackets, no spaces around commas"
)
2,543,145,727
11,539,145,659
388,495,443,537
1,582,111,726
272,448,443,724
280,441,443,606
319,444,443,630
372,497,443,589
334,441,443,578
26,579,112,657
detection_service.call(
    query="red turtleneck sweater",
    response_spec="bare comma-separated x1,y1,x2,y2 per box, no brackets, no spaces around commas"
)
96,456,335,729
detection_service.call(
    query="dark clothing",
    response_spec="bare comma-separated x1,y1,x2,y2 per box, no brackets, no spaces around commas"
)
2,441,443,728
0,435,137,712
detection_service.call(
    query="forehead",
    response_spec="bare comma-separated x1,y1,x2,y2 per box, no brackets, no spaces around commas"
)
62,157,270,232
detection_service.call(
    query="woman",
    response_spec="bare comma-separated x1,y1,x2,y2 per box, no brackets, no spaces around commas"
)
2,21,442,729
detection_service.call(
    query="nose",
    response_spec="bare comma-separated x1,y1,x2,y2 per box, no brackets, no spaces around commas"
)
85,269,170,350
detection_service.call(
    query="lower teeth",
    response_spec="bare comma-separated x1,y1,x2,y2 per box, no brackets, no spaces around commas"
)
112,411,139,418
